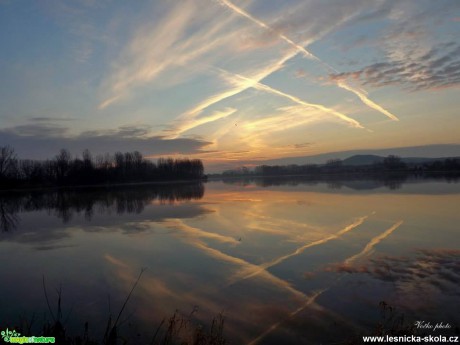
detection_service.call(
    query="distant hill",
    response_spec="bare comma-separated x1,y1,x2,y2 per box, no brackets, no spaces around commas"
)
207,143,460,173
258,144,460,166
342,155,383,166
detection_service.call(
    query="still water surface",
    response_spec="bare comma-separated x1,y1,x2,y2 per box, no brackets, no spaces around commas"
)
0,179,459,344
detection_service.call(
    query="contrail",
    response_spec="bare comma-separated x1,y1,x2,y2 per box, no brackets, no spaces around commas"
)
164,49,299,139
337,81,399,121
218,0,399,121
163,218,241,245
219,0,318,61
167,107,237,137
171,221,312,300
224,70,365,129
247,289,327,345
246,219,403,344
229,216,367,284
344,220,403,265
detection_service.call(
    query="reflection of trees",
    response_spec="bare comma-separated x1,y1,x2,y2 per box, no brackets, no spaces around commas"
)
0,182,204,231
381,174,407,190
0,199,20,232
221,175,412,190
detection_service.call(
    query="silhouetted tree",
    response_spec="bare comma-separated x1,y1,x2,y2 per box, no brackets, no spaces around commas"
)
0,145,17,178
383,155,406,170
0,146,205,188
54,149,72,183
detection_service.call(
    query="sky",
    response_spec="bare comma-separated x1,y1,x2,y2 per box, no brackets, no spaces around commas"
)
0,0,459,172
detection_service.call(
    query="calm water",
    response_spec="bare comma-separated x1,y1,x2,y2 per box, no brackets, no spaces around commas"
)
0,179,459,344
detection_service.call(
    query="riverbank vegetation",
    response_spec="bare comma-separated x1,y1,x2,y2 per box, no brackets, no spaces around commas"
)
0,146,204,189
219,155,460,178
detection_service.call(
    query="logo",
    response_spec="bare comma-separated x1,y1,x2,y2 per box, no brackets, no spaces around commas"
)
1,329,55,344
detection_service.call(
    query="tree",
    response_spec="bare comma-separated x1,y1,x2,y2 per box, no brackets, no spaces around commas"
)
82,149,94,170
326,159,342,167
383,155,406,170
0,145,17,178
54,149,72,182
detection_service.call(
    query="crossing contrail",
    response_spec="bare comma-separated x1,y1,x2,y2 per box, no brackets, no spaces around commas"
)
218,0,399,121
223,70,365,128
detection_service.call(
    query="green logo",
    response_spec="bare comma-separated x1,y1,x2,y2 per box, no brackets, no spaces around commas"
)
1,329,20,343
1,329,55,344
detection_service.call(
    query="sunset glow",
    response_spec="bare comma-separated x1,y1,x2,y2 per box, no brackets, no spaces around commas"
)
1,1,459,171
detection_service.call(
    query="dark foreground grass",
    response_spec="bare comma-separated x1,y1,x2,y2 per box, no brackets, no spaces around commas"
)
35,311,226,345
3,269,225,345
7,299,422,345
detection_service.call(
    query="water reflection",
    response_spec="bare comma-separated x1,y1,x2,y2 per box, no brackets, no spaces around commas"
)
0,179,458,344
0,201,19,232
220,175,459,191
0,182,204,232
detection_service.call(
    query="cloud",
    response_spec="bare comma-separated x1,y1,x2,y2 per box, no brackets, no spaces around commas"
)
5,124,71,138
163,48,300,140
294,142,312,149
98,1,241,109
331,1,460,92
325,249,460,311
159,0,402,142
223,70,365,129
29,117,76,122
331,43,460,91
218,0,399,122
336,81,399,121
166,107,238,138
161,0,398,141
0,124,212,159
218,0,318,61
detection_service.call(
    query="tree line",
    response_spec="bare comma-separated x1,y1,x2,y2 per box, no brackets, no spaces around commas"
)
221,155,460,177
0,146,205,189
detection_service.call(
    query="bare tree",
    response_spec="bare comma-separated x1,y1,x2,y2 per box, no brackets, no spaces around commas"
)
54,149,72,181
0,145,17,177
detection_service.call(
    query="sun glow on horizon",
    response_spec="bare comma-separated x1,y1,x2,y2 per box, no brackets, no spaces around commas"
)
0,0,458,167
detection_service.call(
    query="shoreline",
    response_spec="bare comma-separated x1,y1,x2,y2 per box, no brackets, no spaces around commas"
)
0,177,207,194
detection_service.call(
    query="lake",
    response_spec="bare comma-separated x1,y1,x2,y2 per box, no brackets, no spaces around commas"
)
0,178,459,344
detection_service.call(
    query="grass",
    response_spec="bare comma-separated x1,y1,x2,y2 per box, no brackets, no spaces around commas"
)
35,310,226,345
5,271,227,345
7,274,442,345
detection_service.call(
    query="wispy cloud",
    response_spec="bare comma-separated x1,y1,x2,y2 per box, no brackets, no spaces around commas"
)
98,1,238,109
331,43,460,91
218,0,319,61
98,2,196,108
218,0,399,121
165,107,237,138
164,49,300,139
222,70,365,129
